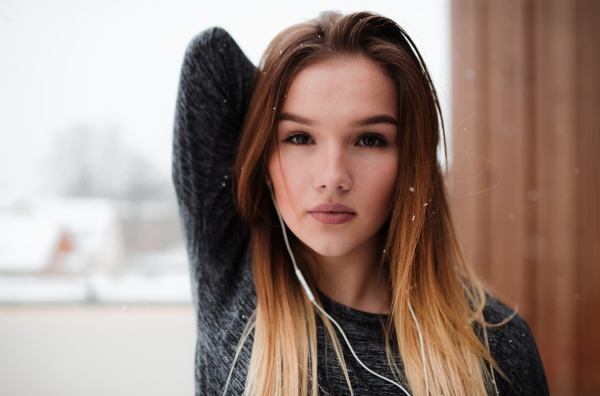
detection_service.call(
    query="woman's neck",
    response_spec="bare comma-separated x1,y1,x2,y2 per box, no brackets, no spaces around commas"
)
306,232,391,315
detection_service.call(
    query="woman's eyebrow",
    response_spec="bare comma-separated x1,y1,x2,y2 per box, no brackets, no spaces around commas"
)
279,113,398,127
280,113,314,126
351,115,398,127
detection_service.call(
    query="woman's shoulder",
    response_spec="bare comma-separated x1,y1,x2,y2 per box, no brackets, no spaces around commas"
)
482,294,550,395
482,294,526,328
482,294,538,359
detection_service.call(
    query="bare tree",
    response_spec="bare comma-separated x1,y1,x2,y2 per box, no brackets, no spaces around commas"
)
50,124,170,201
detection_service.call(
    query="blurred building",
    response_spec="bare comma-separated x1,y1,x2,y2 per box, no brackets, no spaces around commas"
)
0,197,125,275
0,196,190,304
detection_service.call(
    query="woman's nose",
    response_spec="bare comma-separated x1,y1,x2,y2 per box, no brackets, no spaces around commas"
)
313,144,352,191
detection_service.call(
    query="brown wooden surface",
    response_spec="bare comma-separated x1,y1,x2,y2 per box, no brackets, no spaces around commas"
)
450,1,599,395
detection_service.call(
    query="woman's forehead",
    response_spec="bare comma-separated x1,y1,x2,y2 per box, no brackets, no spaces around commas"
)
280,57,398,128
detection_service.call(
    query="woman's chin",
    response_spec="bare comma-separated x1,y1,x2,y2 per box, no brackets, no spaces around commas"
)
300,239,356,259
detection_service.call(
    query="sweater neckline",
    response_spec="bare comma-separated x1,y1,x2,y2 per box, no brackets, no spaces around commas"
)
317,289,390,326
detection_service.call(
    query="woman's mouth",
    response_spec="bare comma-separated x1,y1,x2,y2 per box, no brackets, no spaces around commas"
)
308,203,356,225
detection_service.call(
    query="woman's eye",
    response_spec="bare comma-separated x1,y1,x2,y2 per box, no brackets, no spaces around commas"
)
284,133,313,145
357,134,387,148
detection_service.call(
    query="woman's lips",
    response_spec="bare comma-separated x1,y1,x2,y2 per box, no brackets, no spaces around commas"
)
310,212,356,224
308,203,356,225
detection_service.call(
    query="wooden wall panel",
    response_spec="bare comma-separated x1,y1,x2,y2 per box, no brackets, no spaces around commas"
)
575,1,600,392
450,1,599,395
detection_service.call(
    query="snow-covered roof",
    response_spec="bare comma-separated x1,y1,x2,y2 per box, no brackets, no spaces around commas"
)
0,208,61,272
0,196,120,272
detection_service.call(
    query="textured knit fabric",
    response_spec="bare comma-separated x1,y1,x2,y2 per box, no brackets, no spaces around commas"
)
172,27,550,396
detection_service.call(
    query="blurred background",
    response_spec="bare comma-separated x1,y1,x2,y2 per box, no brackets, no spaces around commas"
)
450,1,599,395
0,0,597,395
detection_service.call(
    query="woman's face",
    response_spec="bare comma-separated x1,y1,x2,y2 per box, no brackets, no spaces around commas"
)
268,57,399,259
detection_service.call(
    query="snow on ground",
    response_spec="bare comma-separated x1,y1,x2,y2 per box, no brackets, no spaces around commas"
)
0,273,192,304
90,273,192,303
0,276,89,303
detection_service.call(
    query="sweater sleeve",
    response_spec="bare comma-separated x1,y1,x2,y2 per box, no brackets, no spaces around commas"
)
172,27,255,315
484,297,550,396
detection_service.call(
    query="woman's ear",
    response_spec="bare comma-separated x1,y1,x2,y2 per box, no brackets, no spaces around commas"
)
265,175,278,207
265,174,273,188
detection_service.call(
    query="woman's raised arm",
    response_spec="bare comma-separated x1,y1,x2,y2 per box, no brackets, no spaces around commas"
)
172,27,255,309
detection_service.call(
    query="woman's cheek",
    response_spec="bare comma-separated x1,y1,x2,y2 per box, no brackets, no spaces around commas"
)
362,158,397,213
281,149,314,189
269,149,310,221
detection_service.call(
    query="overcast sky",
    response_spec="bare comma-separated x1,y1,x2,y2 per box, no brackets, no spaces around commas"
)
0,0,450,197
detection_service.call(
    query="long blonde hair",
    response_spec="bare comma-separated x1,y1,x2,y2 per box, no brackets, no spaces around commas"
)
232,10,503,396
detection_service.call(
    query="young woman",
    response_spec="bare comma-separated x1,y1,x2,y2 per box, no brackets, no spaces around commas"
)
173,11,549,396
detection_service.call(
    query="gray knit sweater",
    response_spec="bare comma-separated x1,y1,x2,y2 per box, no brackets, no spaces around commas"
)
172,27,549,396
